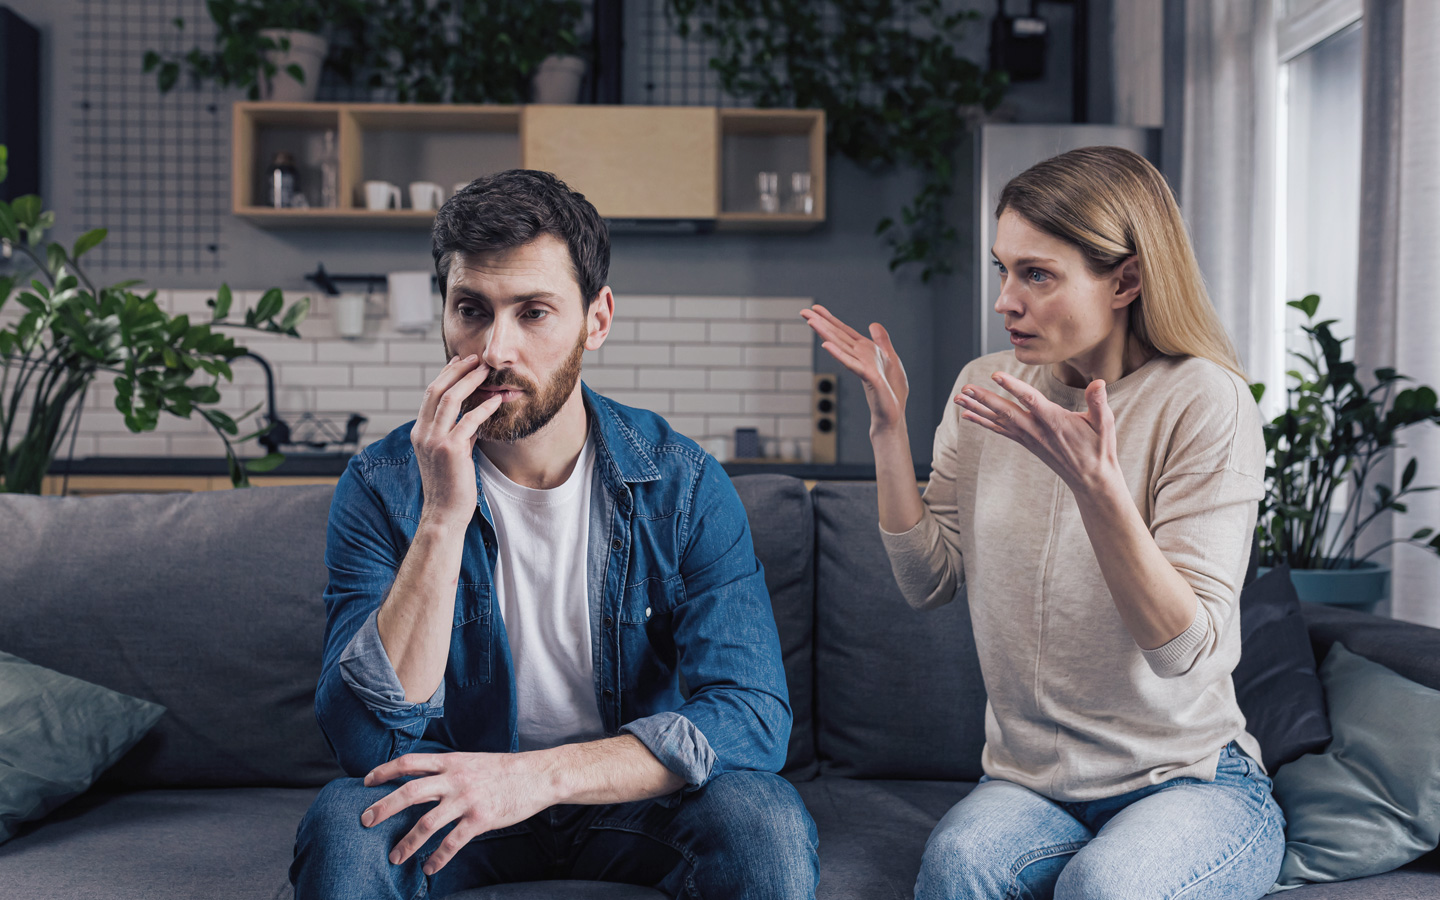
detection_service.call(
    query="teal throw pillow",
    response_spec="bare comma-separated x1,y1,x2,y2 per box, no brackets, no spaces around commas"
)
0,650,166,843
1271,642,1440,889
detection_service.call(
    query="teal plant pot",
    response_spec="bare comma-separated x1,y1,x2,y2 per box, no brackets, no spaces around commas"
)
1259,562,1390,615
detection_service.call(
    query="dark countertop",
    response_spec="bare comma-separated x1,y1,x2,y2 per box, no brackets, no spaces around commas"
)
49,455,925,481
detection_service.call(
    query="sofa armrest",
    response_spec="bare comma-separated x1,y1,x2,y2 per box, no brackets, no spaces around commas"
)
1302,603,1440,693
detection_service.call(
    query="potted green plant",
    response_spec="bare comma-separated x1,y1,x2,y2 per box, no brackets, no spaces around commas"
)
667,0,1008,281
1253,294,1440,612
144,0,366,101
0,146,310,494
363,0,585,103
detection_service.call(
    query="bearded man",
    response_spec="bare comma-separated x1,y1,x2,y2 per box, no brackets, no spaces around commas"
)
291,170,817,899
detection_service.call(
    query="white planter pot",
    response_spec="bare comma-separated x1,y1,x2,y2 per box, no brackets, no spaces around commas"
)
258,29,328,102
530,54,586,104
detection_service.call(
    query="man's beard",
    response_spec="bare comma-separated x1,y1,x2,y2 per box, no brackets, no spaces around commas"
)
444,326,587,443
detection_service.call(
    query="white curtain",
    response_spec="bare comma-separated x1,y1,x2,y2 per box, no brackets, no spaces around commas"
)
1176,0,1279,392
1354,0,1440,627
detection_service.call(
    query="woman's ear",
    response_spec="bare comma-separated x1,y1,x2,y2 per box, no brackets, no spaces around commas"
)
1112,256,1142,310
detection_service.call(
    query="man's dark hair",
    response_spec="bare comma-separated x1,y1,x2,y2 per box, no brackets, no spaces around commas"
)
432,169,610,307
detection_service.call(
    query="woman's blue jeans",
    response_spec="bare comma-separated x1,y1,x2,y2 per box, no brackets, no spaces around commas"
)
290,769,818,900
915,742,1286,900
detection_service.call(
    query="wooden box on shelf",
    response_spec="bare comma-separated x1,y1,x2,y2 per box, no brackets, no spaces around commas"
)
522,105,719,220
233,103,824,230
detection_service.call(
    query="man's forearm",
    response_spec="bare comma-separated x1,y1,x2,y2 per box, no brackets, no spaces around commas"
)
533,735,686,807
375,520,468,703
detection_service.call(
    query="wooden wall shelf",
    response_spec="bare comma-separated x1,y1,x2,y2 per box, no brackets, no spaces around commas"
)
232,103,825,231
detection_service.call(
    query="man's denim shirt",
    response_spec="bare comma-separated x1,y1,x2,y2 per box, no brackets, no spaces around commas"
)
316,383,791,800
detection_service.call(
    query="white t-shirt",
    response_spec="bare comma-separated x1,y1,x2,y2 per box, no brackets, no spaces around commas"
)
477,436,605,751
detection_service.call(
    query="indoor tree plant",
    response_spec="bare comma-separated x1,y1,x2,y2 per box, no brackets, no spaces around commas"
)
667,0,1008,282
1253,294,1440,610
0,146,310,494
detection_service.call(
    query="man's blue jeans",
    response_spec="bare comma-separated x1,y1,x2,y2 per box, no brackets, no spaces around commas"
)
915,742,1286,900
291,770,818,900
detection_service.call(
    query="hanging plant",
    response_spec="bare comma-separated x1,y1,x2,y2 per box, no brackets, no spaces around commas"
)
668,0,1008,282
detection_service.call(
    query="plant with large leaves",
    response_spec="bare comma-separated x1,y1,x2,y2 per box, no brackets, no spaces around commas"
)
0,149,310,494
1253,294,1440,569
667,0,1007,282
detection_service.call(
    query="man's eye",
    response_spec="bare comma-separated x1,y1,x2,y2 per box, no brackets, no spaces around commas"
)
523,309,548,320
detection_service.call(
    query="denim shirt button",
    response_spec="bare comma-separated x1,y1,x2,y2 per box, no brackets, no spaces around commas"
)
603,688,614,698
604,615,614,628
611,538,623,550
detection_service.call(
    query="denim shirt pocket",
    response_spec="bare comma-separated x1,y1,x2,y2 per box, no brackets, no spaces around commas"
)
450,582,494,687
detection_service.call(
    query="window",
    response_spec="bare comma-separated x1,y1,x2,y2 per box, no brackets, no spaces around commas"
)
1271,0,1363,415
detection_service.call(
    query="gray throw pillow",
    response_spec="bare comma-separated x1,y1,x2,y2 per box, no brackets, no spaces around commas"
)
0,650,166,843
1271,642,1440,889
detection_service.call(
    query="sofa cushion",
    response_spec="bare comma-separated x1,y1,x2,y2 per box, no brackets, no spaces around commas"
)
811,482,987,780
798,776,973,900
1273,643,1440,890
0,486,343,789
730,475,816,780
0,786,320,900
1301,602,1440,693
1233,566,1331,771
0,652,165,843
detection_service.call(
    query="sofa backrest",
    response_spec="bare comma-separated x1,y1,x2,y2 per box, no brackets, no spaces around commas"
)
731,475,817,780
809,482,988,780
0,486,343,789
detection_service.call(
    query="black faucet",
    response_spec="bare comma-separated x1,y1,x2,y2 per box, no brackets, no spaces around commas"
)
241,351,291,454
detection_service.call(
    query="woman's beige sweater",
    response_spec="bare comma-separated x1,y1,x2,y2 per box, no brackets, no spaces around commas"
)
880,350,1267,801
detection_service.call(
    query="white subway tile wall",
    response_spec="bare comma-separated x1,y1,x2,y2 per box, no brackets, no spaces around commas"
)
5,291,816,460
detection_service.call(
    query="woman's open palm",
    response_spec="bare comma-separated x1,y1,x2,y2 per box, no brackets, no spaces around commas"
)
800,304,908,434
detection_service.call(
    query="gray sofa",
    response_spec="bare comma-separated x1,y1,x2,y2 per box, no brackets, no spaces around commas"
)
1,476,1437,899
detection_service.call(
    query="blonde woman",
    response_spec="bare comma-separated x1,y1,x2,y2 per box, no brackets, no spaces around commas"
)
801,147,1285,900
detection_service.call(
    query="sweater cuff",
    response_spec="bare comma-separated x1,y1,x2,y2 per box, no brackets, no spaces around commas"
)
1140,607,1212,678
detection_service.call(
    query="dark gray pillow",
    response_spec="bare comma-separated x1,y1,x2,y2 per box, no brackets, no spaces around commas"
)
1233,565,1331,771
811,482,987,781
1272,643,1440,888
731,475,816,781
0,651,165,843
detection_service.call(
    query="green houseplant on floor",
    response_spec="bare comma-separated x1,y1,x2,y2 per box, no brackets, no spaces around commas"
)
0,145,310,494
1254,294,1440,611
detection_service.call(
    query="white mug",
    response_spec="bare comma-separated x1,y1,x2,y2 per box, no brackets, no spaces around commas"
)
409,181,444,211
363,181,401,211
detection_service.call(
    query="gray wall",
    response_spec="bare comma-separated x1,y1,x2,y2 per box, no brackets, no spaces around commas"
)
7,0,1113,466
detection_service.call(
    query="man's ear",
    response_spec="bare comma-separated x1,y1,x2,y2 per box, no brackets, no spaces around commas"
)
1112,255,1142,310
586,287,615,351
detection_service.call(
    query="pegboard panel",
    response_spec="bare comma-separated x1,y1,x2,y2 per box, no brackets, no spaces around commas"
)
72,0,227,272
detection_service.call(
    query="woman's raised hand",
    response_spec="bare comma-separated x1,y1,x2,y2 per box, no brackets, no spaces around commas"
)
800,304,908,436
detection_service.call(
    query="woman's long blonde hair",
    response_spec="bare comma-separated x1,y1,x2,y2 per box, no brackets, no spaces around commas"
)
996,146,1246,381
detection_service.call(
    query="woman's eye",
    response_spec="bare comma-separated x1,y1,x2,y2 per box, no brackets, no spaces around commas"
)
1028,269,1049,284
991,260,1006,276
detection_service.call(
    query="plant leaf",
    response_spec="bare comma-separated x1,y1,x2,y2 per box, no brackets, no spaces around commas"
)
72,228,107,259
244,452,286,473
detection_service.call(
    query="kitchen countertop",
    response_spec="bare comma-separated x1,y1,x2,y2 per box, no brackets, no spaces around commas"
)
48,456,927,482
